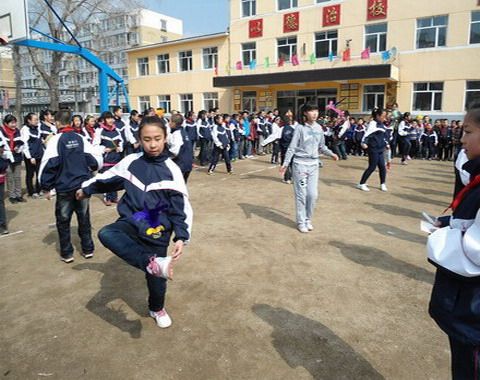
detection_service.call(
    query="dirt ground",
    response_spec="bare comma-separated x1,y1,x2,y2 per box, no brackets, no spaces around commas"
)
0,154,455,379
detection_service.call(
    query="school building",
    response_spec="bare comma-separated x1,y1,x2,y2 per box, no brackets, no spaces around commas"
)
127,0,480,118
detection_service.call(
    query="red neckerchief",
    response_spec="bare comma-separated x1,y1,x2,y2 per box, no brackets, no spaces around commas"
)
59,125,76,133
445,174,480,213
85,125,95,138
2,125,17,151
101,123,116,132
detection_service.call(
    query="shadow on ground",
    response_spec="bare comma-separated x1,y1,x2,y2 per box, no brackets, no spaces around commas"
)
240,174,283,183
390,192,448,208
406,176,450,185
252,304,384,380
320,178,355,188
365,202,420,219
6,209,18,223
238,203,294,229
329,240,433,284
72,257,145,339
358,220,427,245
401,186,451,198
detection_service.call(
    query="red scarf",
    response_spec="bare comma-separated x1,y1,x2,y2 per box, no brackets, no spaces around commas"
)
2,125,17,151
445,174,480,213
59,125,76,133
101,123,116,132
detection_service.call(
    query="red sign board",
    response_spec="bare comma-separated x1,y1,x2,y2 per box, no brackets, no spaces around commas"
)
249,19,263,38
323,5,341,27
367,0,388,21
283,12,299,33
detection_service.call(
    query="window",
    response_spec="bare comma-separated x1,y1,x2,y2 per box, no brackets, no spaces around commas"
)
278,0,297,10
363,85,385,112
365,23,387,53
315,30,337,58
137,57,149,76
242,42,256,66
242,91,256,112
157,54,170,74
416,16,448,49
277,36,297,62
242,0,256,17
138,96,151,111
466,81,480,110
179,94,193,114
413,82,443,111
202,47,218,70
471,11,480,44
203,92,219,110
160,19,167,32
179,50,193,71
158,95,171,113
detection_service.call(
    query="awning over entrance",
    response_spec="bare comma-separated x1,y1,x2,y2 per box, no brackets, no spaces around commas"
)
213,64,398,88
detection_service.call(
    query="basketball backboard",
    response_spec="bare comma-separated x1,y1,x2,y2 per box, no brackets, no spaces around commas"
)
0,0,29,43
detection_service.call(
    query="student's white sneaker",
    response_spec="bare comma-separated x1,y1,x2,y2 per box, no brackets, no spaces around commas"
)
380,184,388,192
306,222,314,231
356,184,370,192
298,225,309,233
149,308,172,328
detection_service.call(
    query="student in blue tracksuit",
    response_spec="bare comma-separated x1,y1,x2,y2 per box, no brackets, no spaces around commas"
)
93,111,124,205
427,105,480,379
21,113,44,198
197,110,212,166
1,115,25,203
279,113,297,184
184,111,198,160
168,114,193,182
357,108,389,192
39,109,57,144
113,106,127,154
39,109,103,263
76,115,193,329
124,110,142,155
208,114,233,175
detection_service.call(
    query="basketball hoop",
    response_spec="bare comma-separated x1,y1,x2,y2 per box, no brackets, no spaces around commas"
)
0,36,8,46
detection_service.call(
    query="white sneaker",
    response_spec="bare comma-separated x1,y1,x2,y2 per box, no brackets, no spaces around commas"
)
146,256,173,280
298,225,309,233
149,308,172,328
306,222,314,231
356,184,370,192
380,184,388,192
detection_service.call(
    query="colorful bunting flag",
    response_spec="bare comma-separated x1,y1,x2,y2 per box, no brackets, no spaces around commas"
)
264,57,270,68
291,54,300,66
214,65,218,76
361,47,371,59
328,51,335,62
249,59,256,70
381,50,391,62
278,57,285,67
235,61,243,70
342,48,351,62
309,53,316,64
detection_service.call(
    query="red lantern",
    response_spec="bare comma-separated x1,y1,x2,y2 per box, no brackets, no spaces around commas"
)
323,5,341,27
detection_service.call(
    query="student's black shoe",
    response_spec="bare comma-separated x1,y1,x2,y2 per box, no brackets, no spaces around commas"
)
8,198,18,204
81,252,94,259
0,226,9,235
16,197,27,203
60,255,74,263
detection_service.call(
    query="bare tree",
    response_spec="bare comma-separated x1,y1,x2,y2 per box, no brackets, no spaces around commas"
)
25,0,142,110
12,45,23,118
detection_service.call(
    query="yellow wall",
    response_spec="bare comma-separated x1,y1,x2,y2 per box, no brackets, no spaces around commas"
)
128,35,230,112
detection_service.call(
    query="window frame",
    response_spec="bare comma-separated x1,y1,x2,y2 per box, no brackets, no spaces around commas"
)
415,15,448,49
465,80,480,110
277,0,298,11
277,36,297,62
470,11,480,44
314,30,338,59
178,50,193,72
364,23,387,53
156,54,170,74
412,82,444,112
202,47,218,70
362,84,385,112
137,57,149,76
138,96,151,111
157,95,171,113
241,42,257,66
241,0,256,17
203,92,219,110
179,93,194,114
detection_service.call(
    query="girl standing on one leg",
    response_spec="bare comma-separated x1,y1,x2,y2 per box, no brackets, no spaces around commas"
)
77,116,193,329
280,102,339,233
208,114,233,175
357,108,389,192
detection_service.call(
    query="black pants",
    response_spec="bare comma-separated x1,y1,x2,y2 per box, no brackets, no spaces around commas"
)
409,140,419,158
208,146,231,173
449,336,480,379
399,137,411,162
271,141,280,164
0,182,6,228
55,191,94,257
280,146,292,181
199,139,211,166
360,150,386,185
24,158,41,196
183,171,191,183
98,220,167,312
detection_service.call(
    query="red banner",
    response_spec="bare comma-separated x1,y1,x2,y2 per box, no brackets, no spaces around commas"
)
283,12,299,33
367,0,387,21
323,5,341,27
249,19,263,38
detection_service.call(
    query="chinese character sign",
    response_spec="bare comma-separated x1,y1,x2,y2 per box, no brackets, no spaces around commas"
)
249,19,263,38
323,5,341,27
367,0,387,21
283,12,299,33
